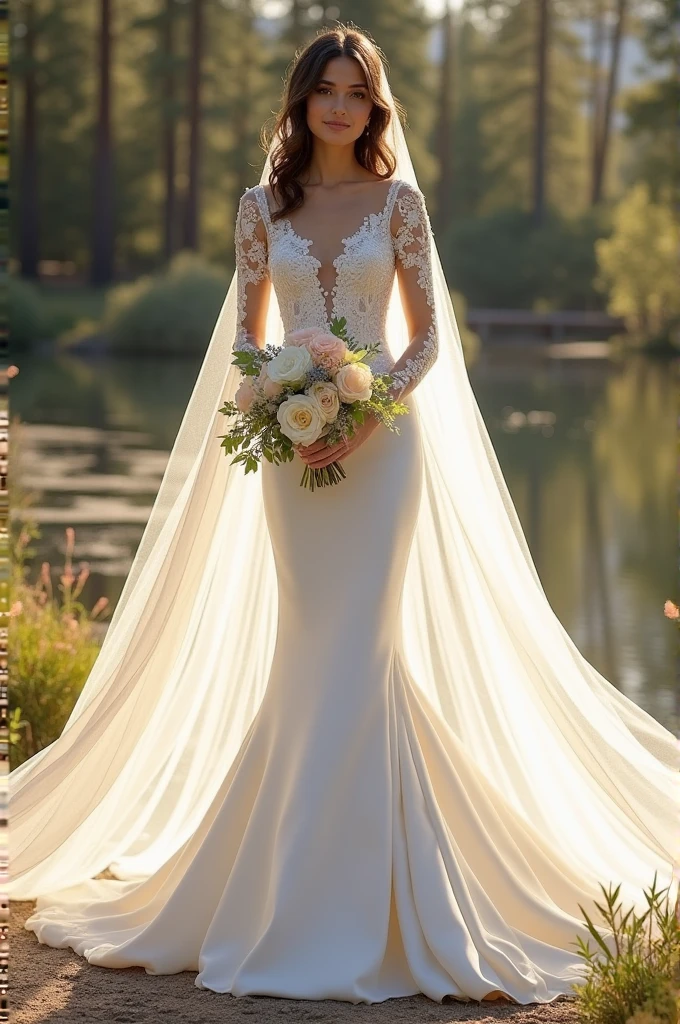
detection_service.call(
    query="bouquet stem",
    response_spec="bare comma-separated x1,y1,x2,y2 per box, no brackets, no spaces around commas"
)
300,460,347,491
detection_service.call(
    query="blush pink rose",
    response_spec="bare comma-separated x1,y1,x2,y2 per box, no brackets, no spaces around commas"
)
257,361,284,399
284,328,323,348
235,378,257,413
307,333,348,371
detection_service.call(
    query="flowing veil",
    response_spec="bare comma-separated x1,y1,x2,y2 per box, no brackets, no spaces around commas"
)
9,63,678,906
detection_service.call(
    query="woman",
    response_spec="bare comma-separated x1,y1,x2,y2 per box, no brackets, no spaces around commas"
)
12,26,678,1006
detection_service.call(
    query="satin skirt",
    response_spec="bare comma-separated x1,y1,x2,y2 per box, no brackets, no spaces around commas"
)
23,393,604,1004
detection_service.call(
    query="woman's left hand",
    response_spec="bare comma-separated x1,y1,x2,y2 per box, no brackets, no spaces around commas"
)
295,413,379,469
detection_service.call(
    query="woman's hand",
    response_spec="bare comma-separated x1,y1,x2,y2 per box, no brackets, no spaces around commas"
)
295,413,379,470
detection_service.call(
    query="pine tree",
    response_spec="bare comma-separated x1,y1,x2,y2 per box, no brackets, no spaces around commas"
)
91,0,115,285
469,0,588,215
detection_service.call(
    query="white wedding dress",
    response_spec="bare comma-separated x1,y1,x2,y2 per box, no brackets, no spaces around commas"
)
17,175,679,1005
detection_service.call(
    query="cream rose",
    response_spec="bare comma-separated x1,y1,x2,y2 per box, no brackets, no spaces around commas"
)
284,328,323,349
307,332,348,371
277,394,326,445
235,378,257,413
334,362,373,403
307,381,340,423
267,345,313,386
257,361,284,400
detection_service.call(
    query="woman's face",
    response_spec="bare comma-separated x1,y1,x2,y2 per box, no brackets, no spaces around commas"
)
306,56,373,146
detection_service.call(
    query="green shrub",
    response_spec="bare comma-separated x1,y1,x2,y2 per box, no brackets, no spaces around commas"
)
9,525,109,768
572,873,680,1024
443,206,608,310
103,250,229,356
596,184,680,346
9,277,48,349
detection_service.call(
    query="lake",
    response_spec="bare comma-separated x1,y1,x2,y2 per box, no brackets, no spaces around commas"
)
11,344,679,734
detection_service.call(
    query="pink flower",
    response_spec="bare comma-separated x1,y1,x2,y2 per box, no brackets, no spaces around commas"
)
307,333,348,371
91,596,109,617
664,600,680,620
284,328,323,348
257,361,284,400
235,378,257,413
9,601,22,617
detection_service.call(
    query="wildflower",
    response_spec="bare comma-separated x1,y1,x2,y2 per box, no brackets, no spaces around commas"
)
91,597,109,618
9,601,22,617
663,600,680,620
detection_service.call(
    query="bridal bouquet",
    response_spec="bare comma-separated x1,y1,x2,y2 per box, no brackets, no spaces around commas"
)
218,318,409,491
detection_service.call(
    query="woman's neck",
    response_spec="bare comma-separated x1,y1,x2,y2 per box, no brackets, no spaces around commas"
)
303,140,366,187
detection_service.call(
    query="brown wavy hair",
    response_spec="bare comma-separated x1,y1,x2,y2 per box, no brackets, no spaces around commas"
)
264,26,403,223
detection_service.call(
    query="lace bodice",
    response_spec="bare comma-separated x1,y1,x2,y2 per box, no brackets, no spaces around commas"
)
233,177,439,390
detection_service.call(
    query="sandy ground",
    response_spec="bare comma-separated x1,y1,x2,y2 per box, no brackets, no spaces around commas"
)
11,898,581,1024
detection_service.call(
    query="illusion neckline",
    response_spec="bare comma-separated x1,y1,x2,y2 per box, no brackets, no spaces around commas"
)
256,177,403,324
257,177,403,260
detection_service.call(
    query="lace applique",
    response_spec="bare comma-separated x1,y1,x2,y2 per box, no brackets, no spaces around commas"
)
234,191,269,350
389,184,439,391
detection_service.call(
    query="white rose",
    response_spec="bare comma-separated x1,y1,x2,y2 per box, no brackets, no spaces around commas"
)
307,381,340,423
334,362,373,403
267,345,313,387
277,394,326,446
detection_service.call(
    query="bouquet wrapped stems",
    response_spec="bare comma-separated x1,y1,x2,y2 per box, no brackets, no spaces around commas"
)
299,459,347,492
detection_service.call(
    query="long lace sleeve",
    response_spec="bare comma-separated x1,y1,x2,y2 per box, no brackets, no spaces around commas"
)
234,188,271,354
388,182,439,396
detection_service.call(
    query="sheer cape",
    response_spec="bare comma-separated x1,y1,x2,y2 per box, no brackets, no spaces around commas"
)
9,65,678,905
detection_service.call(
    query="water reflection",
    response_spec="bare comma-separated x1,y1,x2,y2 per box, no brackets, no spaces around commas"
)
11,347,678,732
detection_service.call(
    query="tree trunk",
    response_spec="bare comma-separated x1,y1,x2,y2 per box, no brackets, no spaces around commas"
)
592,0,626,204
19,0,39,279
589,0,606,205
182,0,204,251
290,0,305,50
532,0,549,226
435,0,455,236
234,0,254,203
90,0,114,286
162,0,177,262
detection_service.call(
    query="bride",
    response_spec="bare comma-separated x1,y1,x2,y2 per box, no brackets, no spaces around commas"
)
11,26,679,1006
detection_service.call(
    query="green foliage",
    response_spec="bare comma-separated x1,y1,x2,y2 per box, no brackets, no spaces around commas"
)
9,277,48,348
595,184,680,343
10,279,109,350
444,206,607,310
571,873,679,1024
103,251,228,355
622,0,678,199
9,525,110,769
